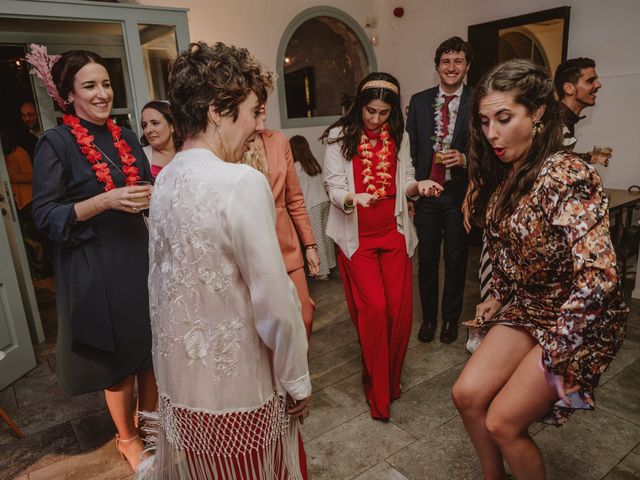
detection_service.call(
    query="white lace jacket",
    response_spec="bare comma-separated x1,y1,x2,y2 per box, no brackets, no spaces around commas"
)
148,148,311,414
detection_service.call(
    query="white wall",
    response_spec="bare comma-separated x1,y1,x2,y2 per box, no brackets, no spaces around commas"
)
137,0,377,162
138,0,640,190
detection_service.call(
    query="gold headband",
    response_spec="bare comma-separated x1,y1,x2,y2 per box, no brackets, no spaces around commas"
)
361,80,398,94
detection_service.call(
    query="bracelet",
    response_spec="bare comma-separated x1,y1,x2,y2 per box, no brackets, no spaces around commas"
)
93,198,102,216
343,197,354,210
305,244,318,250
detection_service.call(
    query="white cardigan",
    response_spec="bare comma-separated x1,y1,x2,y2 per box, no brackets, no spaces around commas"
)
323,127,419,259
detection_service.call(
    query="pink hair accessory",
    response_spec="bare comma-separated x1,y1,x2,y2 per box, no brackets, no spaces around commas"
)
25,44,67,110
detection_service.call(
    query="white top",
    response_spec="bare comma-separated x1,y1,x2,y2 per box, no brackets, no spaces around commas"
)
294,162,329,209
148,148,311,413
323,128,419,259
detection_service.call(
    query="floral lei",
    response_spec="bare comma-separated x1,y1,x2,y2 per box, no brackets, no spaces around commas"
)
63,114,140,191
430,95,458,152
357,124,393,198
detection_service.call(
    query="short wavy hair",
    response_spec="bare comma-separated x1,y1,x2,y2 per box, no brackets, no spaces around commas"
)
168,42,274,143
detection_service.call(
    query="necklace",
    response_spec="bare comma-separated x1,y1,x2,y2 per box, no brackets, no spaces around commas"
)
63,114,140,191
356,123,393,198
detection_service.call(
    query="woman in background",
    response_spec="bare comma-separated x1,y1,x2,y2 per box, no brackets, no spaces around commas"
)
30,48,155,471
321,72,441,421
140,100,179,178
290,135,336,280
242,108,319,338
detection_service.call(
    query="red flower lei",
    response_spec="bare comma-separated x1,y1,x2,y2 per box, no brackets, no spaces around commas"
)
356,123,393,198
63,114,140,191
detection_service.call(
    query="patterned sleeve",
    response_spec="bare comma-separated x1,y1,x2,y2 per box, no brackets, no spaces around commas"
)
540,154,618,375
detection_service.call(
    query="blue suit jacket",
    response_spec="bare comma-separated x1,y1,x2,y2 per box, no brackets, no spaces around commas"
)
406,84,474,200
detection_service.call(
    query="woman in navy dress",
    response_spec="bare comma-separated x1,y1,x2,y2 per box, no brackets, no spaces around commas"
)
31,49,156,471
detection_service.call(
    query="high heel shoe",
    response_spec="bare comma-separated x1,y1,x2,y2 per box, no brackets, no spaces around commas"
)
115,433,144,471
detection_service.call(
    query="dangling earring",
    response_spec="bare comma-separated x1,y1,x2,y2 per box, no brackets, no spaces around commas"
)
532,120,544,138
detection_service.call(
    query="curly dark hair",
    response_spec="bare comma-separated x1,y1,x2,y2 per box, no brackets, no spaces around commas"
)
554,57,596,100
290,135,322,177
140,100,183,150
320,72,404,160
468,59,563,227
168,42,274,143
434,36,474,67
51,50,108,115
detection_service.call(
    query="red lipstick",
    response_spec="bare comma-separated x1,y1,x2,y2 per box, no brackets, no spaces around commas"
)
494,147,505,157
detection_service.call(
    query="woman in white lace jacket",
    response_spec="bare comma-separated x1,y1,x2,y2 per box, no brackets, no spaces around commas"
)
139,42,311,480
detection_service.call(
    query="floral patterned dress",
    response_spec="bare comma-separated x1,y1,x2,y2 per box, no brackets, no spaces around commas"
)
475,152,628,425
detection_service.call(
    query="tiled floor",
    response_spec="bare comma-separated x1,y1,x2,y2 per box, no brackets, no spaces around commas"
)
2,246,640,479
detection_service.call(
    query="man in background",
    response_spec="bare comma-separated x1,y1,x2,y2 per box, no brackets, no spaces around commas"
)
554,57,611,165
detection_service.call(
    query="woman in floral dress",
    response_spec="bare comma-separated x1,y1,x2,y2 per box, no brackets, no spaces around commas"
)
452,59,627,479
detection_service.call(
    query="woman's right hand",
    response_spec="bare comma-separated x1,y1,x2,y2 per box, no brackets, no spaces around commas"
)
350,193,377,208
474,296,502,324
101,185,152,213
287,395,311,425
417,180,443,198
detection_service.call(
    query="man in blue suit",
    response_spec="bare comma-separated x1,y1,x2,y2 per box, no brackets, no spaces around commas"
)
407,36,474,344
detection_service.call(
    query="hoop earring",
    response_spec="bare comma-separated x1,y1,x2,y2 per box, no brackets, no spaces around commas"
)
532,120,544,138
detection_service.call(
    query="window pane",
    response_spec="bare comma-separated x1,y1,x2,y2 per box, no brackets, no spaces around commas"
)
138,24,178,101
284,16,369,118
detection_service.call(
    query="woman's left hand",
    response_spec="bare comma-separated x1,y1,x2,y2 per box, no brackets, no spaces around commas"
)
306,247,320,276
538,357,580,405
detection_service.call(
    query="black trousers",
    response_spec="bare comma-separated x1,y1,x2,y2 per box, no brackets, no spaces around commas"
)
413,188,468,327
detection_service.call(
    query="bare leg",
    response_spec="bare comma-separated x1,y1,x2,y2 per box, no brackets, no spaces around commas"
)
451,325,537,479
136,369,158,412
485,344,558,480
105,375,144,470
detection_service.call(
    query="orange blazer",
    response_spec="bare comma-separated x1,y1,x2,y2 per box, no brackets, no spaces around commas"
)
262,129,316,272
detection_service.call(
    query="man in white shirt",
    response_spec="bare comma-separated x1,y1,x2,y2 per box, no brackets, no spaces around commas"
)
407,36,474,344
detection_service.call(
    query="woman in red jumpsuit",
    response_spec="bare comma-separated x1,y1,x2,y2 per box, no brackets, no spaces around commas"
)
321,72,442,420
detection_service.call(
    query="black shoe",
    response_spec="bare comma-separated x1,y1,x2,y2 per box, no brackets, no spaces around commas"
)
418,322,435,343
440,321,459,344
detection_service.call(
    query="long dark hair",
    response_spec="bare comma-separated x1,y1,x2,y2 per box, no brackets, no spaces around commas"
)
51,50,108,115
140,100,182,149
320,72,403,160
469,59,563,227
289,135,322,176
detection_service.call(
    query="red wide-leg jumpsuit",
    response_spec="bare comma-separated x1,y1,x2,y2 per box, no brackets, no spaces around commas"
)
337,143,413,420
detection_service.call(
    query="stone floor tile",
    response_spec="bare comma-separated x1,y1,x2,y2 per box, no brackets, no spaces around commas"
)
602,452,640,479
598,337,640,388
354,461,410,479
309,341,363,392
27,441,133,480
390,365,461,438
301,373,369,441
14,372,65,409
0,385,17,412
400,341,469,391
534,408,640,480
311,301,351,332
306,412,416,480
386,416,482,480
6,391,106,439
597,358,640,426
72,410,117,452
309,318,357,360
0,422,79,479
